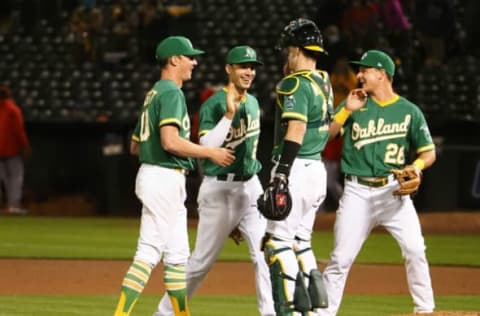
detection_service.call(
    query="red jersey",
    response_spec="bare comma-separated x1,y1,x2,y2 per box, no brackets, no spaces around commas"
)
0,98,30,157
322,137,343,161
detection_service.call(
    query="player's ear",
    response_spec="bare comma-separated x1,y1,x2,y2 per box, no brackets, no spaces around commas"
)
292,46,301,57
170,55,180,67
225,64,232,74
379,69,387,81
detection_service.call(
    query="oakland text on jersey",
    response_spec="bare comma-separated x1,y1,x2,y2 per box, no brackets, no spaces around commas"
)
352,114,411,149
224,112,260,149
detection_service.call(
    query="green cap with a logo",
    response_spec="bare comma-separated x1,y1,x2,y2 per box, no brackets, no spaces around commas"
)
350,50,395,77
155,36,205,60
226,46,263,65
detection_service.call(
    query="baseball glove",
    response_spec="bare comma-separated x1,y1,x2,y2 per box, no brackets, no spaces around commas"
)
257,173,292,221
229,227,244,245
390,165,422,196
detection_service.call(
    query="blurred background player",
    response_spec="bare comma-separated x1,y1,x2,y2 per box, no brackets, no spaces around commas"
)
261,18,333,315
320,58,357,211
113,36,234,316
154,45,275,316
0,85,30,215
319,49,436,315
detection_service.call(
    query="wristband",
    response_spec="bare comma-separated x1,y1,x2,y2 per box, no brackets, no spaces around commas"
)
413,158,425,171
334,107,351,125
277,140,301,176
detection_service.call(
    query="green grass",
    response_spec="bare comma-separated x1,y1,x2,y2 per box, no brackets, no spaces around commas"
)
0,216,479,266
0,295,478,316
337,295,480,315
0,216,478,315
0,217,140,259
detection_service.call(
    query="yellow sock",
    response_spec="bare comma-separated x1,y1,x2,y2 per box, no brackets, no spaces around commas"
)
113,260,152,316
164,264,190,316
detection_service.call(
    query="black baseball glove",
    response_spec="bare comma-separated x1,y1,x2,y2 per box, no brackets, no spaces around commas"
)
257,173,292,221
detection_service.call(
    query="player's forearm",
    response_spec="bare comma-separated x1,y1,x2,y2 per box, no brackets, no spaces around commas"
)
199,117,232,147
161,131,215,159
276,120,304,176
414,150,436,170
284,120,305,144
328,121,343,140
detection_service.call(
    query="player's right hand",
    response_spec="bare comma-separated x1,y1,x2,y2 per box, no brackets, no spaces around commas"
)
225,82,241,119
345,88,368,111
209,147,235,167
229,227,244,245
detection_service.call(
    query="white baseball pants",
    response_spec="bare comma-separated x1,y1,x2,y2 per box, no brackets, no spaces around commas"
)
318,178,435,315
155,175,275,316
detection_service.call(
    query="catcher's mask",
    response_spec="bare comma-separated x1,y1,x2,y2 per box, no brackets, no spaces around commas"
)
257,179,293,221
277,18,326,54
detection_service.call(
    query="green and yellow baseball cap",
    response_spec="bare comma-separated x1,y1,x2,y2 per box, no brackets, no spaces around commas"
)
155,36,205,60
350,50,395,77
226,46,263,65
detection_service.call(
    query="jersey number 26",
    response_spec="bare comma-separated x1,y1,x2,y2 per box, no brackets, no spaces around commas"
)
385,143,405,165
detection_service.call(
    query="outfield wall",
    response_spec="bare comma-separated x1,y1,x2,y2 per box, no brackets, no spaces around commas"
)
21,120,480,214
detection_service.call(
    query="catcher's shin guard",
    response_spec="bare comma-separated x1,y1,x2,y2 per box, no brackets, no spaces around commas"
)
293,270,312,313
294,237,328,309
308,269,328,308
263,235,297,316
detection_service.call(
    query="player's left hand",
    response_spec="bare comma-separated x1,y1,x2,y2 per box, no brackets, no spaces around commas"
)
229,227,244,245
390,165,422,196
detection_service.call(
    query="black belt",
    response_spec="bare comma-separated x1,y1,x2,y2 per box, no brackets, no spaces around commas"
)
216,174,254,182
345,174,392,188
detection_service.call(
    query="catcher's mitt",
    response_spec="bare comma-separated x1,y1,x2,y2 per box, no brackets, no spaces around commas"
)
390,165,422,196
257,174,292,221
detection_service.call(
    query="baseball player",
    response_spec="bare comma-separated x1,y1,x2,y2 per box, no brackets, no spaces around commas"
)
154,45,275,316
318,50,436,315
113,36,234,316
260,18,332,316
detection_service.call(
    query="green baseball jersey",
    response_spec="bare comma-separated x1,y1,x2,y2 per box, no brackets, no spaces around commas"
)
272,70,334,160
132,79,195,170
338,95,435,177
198,88,261,176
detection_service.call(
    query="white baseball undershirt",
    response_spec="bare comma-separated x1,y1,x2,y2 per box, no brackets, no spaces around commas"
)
199,116,232,147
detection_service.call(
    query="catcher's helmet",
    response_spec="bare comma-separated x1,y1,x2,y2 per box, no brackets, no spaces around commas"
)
277,18,325,53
